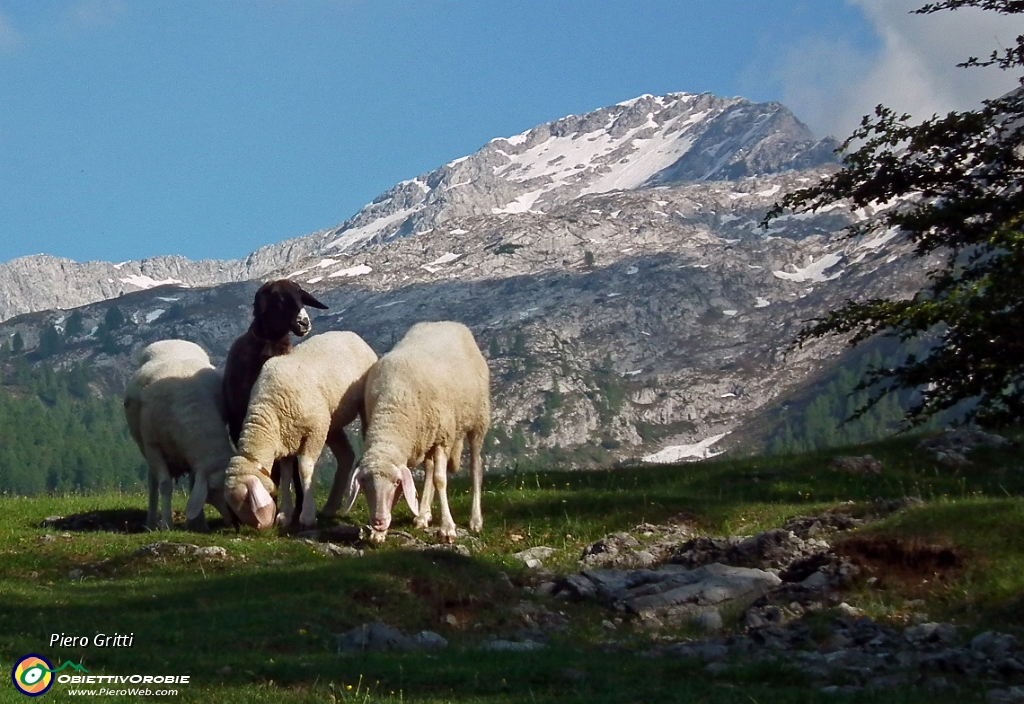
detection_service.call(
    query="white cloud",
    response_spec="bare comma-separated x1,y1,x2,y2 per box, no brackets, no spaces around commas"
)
777,0,1024,138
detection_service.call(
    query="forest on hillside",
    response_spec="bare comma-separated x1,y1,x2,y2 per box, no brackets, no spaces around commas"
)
0,358,144,495
763,340,946,456
0,335,935,495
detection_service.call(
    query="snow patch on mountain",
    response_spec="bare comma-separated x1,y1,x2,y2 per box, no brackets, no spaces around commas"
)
326,207,420,252
643,433,729,463
120,275,184,290
328,264,372,279
773,253,843,283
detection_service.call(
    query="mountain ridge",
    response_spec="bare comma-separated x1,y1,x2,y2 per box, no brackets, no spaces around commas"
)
0,92,836,323
0,90,921,465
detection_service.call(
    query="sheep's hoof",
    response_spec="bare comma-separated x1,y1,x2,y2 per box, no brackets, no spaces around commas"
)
367,529,388,546
469,517,483,533
413,514,432,530
438,526,458,544
184,516,210,533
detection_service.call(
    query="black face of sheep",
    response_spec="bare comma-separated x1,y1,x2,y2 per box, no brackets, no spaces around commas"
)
252,280,328,341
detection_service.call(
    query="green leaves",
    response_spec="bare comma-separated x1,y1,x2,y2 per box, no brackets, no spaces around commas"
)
768,1,1024,428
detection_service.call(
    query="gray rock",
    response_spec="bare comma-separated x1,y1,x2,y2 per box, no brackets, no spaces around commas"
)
834,602,862,618
820,685,862,695
918,428,1012,454
866,673,910,690
336,622,414,653
194,546,228,559
621,563,781,616
800,571,829,590
535,581,558,597
133,541,199,558
514,546,556,569
904,622,958,649
411,631,448,650
672,529,830,572
480,639,546,652
782,513,864,538
923,676,950,691
705,662,730,675
972,631,1017,660
301,540,362,558
662,641,729,661
555,573,599,600
693,609,724,634
987,687,1024,704
829,455,882,475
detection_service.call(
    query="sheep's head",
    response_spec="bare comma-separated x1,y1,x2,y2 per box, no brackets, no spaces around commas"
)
224,456,277,530
341,462,418,544
252,280,328,340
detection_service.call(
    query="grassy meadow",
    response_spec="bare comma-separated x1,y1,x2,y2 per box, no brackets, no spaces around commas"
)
1,430,1023,703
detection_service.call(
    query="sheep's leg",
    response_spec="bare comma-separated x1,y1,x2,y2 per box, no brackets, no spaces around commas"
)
296,452,319,529
146,468,160,531
449,438,464,474
322,431,355,517
432,447,458,543
414,457,436,530
277,458,295,528
144,445,174,530
468,430,485,533
184,471,210,532
207,487,232,526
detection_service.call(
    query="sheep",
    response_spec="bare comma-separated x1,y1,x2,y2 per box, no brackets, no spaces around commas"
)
223,330,378,530
222,279,328,512
123,340,234,531
223,279,328,443
341,321,490,545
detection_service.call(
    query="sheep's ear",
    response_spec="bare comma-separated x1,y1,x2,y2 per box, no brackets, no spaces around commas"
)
254,285,271,316
341,466,364,515
246,476,277,530
300,288,329,310
398,465,419,516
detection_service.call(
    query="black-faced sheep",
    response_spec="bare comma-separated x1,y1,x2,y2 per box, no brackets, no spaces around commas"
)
222,279,328,443
223,330,378,530
222,280,328,512
341,321,490,544
123,340,234,531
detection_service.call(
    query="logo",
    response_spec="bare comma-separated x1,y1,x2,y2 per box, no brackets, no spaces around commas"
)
10,656,88,697
11,655,54,697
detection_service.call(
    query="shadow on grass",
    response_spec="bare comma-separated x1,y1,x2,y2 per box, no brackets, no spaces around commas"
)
36,509,236,534
0,548,521,679
39,508,151,533
0,548,946,704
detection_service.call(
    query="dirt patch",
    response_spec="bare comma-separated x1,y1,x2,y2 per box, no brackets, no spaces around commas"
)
835,536,963,592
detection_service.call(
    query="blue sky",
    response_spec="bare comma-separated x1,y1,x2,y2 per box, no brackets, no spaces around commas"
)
1,0,1021,265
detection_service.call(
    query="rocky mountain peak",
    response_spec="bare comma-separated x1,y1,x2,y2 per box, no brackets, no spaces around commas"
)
306,92,837,256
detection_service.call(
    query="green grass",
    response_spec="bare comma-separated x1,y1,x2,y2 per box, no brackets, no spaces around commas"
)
1,430,1022,702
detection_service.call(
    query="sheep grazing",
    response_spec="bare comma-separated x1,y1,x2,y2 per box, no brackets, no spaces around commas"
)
342,321,490,545
222,279,328,511
224,331,378,530
123,340,234,531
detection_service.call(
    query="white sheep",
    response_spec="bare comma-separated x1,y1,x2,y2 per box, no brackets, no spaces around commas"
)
341,321,490,544
123,340,234,531
223,330,378,530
